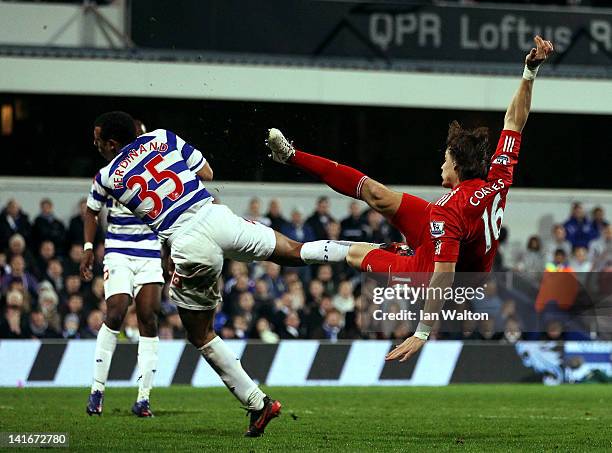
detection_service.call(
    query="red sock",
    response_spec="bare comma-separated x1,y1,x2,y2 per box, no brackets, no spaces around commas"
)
291,150,369,199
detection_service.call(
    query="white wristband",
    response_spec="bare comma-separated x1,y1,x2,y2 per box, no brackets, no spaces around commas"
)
522,65,539,81
414,322,432,341
83,242,94,251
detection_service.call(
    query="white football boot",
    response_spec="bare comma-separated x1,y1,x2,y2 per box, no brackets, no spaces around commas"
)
265,128,295,164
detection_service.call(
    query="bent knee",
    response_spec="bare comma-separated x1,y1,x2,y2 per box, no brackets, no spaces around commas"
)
347,244,377,269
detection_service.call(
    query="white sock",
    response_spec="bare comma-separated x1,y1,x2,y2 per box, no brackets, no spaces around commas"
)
199,336,265,410
137,336,159,402
300,240,351,264
91,323,119,393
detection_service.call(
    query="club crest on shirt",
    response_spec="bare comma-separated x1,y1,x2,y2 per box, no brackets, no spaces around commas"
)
430,221,445,238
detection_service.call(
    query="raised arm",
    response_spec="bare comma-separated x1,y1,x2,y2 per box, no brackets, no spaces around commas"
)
504,36,554,132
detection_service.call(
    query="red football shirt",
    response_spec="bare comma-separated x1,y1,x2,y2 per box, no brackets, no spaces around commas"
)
429,130,521,272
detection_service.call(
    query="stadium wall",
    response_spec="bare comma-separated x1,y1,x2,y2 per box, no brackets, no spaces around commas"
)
2,56,612,114
1,177,611,250
0,1,125,48
1,340,608,387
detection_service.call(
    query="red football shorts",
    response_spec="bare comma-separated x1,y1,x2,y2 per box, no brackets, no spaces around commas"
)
361,193,434,273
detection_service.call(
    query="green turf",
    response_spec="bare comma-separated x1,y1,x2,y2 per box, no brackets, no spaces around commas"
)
0,385,610,452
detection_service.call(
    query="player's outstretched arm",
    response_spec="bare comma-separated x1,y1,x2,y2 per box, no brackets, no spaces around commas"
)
385,261,455,362
504,36,553,133
80,207,99,282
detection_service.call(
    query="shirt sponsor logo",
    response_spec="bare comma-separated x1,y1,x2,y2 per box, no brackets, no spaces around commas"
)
493,154,510,165
430,221,445,238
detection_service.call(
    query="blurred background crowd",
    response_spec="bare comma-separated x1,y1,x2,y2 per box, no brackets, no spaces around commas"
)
0,194,610,343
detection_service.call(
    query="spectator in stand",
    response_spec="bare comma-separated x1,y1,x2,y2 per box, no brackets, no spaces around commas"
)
340,201,367,242
34,240,55,280
278,310,303,339
501,317,523,344
546,248,571,271
38,283,61,334
333,280,355,314
81,310,104,338
261,262,286,299
544,224,572,263
123,309,140,342
0,199,32,251
232,315,249,339
266,198,289,232
542,319,565,341
84,276,105,311
515,235,546,272
62,313,81,339
63,294,85,325
29,309,60,339
44,259,64,294
363,209,400,244
252,317,279,343
590,206,609,237
60,274,82,305
590,224,612,271
0,290,30,338
316,264,337,295
306,196,335,240
569,246,592,273
66,198,103,248
62,244,82,276
306,279,325,306
32,198,66,254
244,197,271,227
305,294,334,338
564,202,598,249
0,252,8,279
2,255,38,300
281,207,316,243
493,226,509,271
7,234,36,271
310,308,344,341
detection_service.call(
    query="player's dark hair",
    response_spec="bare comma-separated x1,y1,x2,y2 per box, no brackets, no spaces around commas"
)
446,121,490,181
94,111,137,146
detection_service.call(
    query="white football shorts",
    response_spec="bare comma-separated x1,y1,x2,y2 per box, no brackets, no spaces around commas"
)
168,203,276,311
103,253,164,299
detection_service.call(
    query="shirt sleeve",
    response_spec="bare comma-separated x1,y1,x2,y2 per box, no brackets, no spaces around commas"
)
487,130,521,186
86,172,108,212
177,134,207,173
430,199,464,263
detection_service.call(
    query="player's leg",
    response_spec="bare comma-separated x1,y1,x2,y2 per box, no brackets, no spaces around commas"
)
205,203,359,267
132,282,162,417
87,292,131,415
87,257,134,416
169,225,281,436
266,128,403,218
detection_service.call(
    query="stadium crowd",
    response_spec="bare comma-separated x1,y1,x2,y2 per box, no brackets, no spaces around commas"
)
0,196,610,343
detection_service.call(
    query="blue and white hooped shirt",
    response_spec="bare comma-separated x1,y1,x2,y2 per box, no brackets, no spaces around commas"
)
87,129,213,244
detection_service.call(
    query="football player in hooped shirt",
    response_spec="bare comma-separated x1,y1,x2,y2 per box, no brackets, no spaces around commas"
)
267,36,554,362
83,112,374,436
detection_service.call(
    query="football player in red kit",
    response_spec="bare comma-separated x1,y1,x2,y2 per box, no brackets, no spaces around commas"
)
267,36,553,362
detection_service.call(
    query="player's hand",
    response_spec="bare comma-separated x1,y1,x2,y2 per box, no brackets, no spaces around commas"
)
525,35,554,70
385,335,425,362
80,249,94,282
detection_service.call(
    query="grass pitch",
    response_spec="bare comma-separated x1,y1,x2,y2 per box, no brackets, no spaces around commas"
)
0,385,610,452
